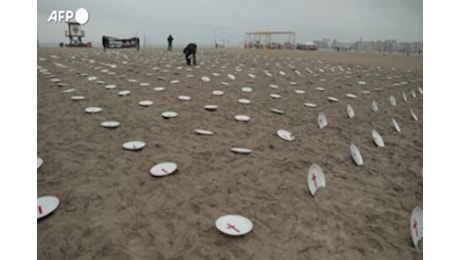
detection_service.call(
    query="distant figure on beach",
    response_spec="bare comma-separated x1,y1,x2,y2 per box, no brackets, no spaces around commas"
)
167,34,174,51
183,43,197,65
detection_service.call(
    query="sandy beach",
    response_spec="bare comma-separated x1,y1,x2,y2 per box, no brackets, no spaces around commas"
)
37,47,422,259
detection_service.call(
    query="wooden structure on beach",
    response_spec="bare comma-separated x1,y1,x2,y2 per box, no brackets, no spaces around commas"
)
244,31,296,49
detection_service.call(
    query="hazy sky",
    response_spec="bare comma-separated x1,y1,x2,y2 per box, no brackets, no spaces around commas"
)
37,0,423,47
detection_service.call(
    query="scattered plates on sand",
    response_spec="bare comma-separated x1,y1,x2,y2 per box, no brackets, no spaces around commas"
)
304,102,317,108
201,76,210,82
410,206,423,248
101,121,120,129
122,141,146,151
361,90,371,94
37,157,43,169
269,84,279,89
346,93,357,99
418,87,423,95
87,76,97,81
105,84,117,89
410,109,418,121
37,196,60,219
248,73,256,79
150,162,178,177
178,95,191,101
411,90,417,98
212,90,224,96
85,107,102,113
154,87,165,91
230,147,252,154
316,87,325,91
71,96,85,101
371,129,385,147
270,108,284,115
170,80,180,84
62,88,75,93
357,81,366,85
295,90,305,94
96,80,106,85
220,81,229,86
215,215,253,236
371,100,379,112
307,163,326,197
50,78,61,83
279,71,286,76
290,82,298,86
238,99,251,105
317,112,328,129
162,111,178,118
328,96,340,102
139,82,150,87
389,95,397,106
402,92,408,102
350,143,363,166
118,90,131,96
374,88,383,92
227,74,236,80
204,104,218,111
392,118,401,133
270,94,282,99
347,104,355,118
234,115,250,122
194,129,214,136
277,129,295,141
139,100,153,107
241,87,253,93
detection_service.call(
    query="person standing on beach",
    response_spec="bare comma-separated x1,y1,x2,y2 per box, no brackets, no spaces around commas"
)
167,34,174,51
183,43,197,65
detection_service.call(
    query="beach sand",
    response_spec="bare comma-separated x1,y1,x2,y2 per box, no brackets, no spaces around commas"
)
38,47,422,259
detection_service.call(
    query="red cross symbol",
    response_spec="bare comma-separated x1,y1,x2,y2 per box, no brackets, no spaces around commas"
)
161,168,168,174
412,219,419,237
38,205,43,215
227,223,240,233
312,174,317,188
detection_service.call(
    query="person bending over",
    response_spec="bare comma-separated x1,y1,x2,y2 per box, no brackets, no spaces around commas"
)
183,43,197,65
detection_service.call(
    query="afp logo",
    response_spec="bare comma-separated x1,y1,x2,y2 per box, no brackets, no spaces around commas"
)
48,8,90,25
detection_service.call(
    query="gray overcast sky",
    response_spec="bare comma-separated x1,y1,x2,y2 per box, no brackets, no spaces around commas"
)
37,0,422,47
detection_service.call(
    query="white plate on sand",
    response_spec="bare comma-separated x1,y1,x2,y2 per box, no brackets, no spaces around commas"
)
87,76,97,81
118,90,131,96
277,129,295,141
242,87,253,93
270,108,284,115
371,129,385,147
316,87,325,91
220,81,229,86
204,105,218,111
71,96,85,101
85,107,102,113
101,121,120,128
392,118,401,133
346,93,357,99
418,87,423,95
194,129,214,136
304,103,317,108
410,206,423,248
230,147,252,154
37,157,43,169
270,94,282,99
402,92,408,102
389,95,397,106
227,74,236,80
201,76,210,82
371,100,379,112
178,95,191,101
37,196,59,219
140,82,150,87
215,215,253,236
162,111,178,118
411,90,417,98
170,80,180,84
139,100,153,107
234,115,250,122
350,143,363,166
269,84,279,89
317,112,328,129
410,110,418,121
154,87,166,91
62,88,75,93
238,99,251,105
357,81,366,85
279,71,286,76
105,84,117,89
248,73,256,79
328,96,340,102
347,104,355,118
150,162,178,177
212,90,224,96
308,163,326,197
122,141,146,151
